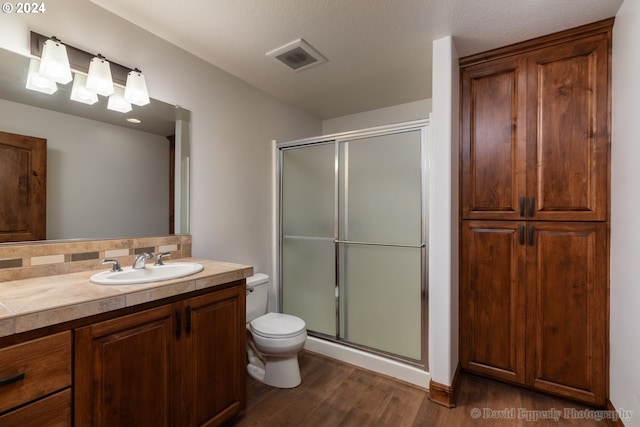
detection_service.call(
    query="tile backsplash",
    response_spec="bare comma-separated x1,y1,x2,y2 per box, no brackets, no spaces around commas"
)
0,235,192,282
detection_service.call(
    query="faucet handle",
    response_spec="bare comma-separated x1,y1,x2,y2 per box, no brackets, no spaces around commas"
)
155,252,171,266
102,259,122,272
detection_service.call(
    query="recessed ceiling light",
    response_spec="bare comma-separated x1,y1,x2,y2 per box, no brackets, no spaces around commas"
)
127,117,142,124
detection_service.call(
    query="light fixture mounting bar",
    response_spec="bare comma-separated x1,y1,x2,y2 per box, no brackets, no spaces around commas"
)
30,31,132,86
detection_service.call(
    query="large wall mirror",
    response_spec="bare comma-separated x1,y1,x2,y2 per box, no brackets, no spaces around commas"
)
0,47,190,243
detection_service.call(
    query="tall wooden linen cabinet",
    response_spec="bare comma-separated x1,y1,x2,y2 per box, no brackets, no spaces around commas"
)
459,19,612,406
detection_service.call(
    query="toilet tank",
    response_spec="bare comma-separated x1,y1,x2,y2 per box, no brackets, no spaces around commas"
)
246,273,269,323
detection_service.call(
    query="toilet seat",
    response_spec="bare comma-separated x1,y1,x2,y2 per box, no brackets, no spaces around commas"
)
250,312,306,339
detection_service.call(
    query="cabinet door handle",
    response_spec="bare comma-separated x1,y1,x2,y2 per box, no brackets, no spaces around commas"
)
0,372,25,387
519,225,525,245
529,197,535,217
519,197,525,217
176,309,182,338
185,306,192,335
528,225,535,246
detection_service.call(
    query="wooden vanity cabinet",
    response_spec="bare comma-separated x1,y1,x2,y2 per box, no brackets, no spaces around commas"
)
75,283,246,427
0,331,72,427
459,19,612,406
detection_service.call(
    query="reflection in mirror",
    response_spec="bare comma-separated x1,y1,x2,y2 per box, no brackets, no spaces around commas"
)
0,47,190,243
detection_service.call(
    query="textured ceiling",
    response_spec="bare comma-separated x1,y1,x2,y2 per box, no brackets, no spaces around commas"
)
90,0,623,119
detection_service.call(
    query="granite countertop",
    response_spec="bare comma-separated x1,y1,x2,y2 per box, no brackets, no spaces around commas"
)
0,258,253,338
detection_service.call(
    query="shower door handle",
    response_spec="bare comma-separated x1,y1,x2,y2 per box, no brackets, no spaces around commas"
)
334,240,425,249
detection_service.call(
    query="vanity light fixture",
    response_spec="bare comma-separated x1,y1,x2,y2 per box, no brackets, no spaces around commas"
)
70,73,98,105
28,32,151,113
124,69,150,106
25,58,58,94
107,86,132,113
86,54,115,97
38,37,72,84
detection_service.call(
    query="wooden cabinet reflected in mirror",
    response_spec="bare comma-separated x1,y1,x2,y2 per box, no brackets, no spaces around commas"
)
0,131,47,242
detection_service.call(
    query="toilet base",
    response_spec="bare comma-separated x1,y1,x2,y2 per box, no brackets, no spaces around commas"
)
247,355,301,388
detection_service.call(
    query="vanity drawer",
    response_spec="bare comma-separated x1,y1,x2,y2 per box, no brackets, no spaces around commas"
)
0,388,71,427
0,331,72,413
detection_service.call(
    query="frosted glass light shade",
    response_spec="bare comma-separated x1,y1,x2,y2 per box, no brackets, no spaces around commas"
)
124,69,150,106
70,73,98,105
86,56,114,96
26,58,58,94
107,86,132,113
39,39,72,84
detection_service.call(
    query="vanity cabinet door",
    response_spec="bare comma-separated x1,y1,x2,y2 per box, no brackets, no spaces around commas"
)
74,282,247,427
182,284,246,427
74,304,178,427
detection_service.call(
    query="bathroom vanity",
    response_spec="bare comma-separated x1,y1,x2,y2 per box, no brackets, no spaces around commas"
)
0,256,251,427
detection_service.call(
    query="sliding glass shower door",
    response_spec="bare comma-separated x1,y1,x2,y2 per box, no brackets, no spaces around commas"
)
280,122,427,364
281,142,336,337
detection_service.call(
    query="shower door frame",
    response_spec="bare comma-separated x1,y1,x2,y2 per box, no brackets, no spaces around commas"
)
277,119,429,369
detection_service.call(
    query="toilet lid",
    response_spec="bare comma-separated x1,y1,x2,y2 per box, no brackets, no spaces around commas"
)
250,312,306,339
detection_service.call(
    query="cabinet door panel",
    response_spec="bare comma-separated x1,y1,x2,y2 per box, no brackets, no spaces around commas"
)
526,222,607,405
75,305,177,427
461,58,527,220
184,285,246,427
460,221,526,382
527,34,609,220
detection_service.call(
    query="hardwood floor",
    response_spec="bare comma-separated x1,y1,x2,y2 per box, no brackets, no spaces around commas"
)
231,351,611,427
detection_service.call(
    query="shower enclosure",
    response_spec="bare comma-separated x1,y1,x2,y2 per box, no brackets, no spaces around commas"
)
278,120,428,367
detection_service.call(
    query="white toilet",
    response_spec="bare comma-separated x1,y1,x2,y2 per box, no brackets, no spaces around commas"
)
245,273,307,388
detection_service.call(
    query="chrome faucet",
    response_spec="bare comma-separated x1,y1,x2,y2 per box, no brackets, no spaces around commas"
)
102,259,122,272
155,252,171,265
132,252,153,269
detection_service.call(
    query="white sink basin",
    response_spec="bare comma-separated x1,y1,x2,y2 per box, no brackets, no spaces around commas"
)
90,262,204,285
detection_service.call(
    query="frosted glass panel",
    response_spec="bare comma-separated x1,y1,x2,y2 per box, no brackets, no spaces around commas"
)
282,144,334,237
339,244,422,360
339,130,422,245
283,237,335,335
281,143,336,336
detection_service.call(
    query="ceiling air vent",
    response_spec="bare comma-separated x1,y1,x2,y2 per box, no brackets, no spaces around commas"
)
266,39,328,72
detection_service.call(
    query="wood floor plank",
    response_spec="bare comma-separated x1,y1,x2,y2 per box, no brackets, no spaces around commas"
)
379,384,427,427
300,401,349,427
348,370,396,418
231,351,611,427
